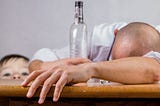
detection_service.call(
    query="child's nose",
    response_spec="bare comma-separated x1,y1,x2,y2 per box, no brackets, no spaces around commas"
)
12,73,21,79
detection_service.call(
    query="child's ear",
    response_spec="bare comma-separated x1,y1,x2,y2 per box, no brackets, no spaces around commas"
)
114,29,119,36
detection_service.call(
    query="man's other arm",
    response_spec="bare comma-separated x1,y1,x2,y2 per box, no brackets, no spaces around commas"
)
88,57,160,84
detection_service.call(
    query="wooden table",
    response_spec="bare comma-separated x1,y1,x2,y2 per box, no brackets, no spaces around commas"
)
1,80,160,106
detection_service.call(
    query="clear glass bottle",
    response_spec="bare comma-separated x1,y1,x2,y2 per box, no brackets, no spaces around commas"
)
70,1,88,58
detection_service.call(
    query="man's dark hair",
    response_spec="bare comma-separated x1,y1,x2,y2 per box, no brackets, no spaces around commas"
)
0,54,29,67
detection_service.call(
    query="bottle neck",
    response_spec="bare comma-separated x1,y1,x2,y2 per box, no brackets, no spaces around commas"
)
74,6,83,24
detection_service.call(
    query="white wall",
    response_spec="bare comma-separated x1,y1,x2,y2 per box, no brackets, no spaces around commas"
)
0,0,160,59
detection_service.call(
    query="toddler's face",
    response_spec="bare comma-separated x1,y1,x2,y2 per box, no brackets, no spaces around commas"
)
0,59,29,80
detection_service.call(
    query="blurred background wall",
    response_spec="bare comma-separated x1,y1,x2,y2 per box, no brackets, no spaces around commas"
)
0,0,160,59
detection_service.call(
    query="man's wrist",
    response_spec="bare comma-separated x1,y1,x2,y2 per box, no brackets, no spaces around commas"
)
85,62,98,79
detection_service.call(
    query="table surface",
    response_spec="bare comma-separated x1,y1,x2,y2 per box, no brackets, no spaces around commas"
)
1,79,160,98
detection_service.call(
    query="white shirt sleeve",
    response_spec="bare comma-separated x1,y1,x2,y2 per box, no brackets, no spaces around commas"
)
143,51,160,63
156,25,160,33
31,46,69,62
90,22,128,62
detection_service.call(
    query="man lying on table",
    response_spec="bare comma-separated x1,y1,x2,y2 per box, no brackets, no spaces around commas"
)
22,22,160,104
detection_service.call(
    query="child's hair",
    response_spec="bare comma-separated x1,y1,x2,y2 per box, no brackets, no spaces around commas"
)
0,54,29,67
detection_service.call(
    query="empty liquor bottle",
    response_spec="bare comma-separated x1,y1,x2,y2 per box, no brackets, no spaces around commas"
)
70,1,88,58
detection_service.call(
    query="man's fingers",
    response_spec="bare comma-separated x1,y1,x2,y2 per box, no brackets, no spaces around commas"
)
38,70,62,104
21,70,45,86
53,72,68,102
26,71,52,98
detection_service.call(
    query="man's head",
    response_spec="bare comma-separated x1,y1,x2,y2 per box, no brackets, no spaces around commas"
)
112,22,160,59
0,54,29,80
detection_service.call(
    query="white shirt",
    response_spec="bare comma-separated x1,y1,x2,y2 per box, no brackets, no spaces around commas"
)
32,22,160,63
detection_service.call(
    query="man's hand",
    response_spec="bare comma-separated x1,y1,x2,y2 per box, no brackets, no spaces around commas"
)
21,58,91,104
29,58,91,72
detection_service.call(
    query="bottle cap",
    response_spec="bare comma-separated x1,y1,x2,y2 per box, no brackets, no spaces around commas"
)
75,1,83,7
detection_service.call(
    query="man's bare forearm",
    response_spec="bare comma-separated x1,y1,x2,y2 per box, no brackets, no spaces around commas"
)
87,57,160,84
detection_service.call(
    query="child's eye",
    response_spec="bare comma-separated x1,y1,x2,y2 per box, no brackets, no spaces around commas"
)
3,73,11,77
21,72,29,76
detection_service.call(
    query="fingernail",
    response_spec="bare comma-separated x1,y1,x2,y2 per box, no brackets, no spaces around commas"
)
21,81,25,86
22,79,27,85
53,97,58,102
38,98,44,104
26,92,32,98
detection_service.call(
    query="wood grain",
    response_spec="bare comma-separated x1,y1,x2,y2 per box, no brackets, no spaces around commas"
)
0,79,160,98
